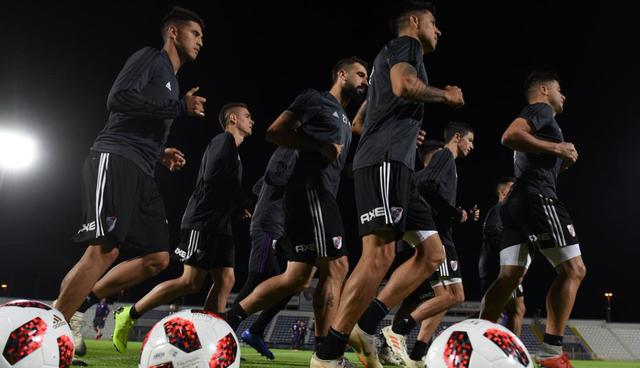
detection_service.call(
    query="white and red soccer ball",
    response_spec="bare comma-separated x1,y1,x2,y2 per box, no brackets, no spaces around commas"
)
139,309,240,368
425,319,533,368
0,300,74,368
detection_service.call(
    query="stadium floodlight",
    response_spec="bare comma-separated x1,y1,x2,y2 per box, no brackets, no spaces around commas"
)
0,129,37,170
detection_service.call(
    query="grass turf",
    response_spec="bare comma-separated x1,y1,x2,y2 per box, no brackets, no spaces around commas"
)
78,339,640,367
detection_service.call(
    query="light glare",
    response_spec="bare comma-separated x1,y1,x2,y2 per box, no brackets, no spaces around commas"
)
0,130,37,170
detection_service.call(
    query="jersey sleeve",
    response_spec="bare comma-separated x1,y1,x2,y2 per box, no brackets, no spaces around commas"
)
388,36,423,69
518,103,554,132
287,89,321,123
107,48,186,119
418,150,462,220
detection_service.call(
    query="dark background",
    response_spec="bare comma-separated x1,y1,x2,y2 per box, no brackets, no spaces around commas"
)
1,1,638,322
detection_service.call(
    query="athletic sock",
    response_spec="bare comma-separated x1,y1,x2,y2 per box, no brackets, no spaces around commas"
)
358,298,389,335
314,335,325,352
78,292,100,313
316,327,349,360
129,305,142,320
391,314,417,335
224,303,248,331
539,334,563,357
249,293,293,336
410,340,428,361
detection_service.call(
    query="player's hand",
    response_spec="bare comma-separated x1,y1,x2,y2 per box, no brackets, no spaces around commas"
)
320,143,343,162
469,204,480,221
416,129,427,148
557,142,578,164
459,208,468,223
161,147,186,172
443,85,465,108
239,209,252,221
185,87,207,118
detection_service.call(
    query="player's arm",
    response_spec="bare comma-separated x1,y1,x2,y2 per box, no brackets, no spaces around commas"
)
352,100,367,135
107,49,205,119
390,62,464,107
501,118,578,164
266,111,342,162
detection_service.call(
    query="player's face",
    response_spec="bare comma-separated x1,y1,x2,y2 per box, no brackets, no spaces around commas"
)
547,81,566,114
175,21,204,62
343,63,369,98
234,107,254,136
417,11,441,53
458,132,474,157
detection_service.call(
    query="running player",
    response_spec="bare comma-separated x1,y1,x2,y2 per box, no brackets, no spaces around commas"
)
111,103,254,352
313,2,464,367
53,6,205,357
480,71,586,368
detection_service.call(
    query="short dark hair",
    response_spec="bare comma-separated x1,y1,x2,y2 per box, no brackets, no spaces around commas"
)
161,7,205,38
390,0,437,34
331,57,368,84
218,103,249,129
418,139,444,163
524,71,559,100
444,121,473,143
496,176,516,195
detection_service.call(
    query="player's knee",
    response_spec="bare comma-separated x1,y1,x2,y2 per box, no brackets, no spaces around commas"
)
451,289,465,306
558,258,586,281
516,301,526,318
220,271,235,291
328,257,349,279
143,252,170,275
183,279,203,294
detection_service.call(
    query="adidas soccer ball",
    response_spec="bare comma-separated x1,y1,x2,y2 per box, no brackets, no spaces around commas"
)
425,319,533,368
0,300,74,368
139,309,240,368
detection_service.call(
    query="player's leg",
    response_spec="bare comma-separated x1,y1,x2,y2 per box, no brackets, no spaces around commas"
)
314,256,349,340
92,251,170,298
204,267,235,313
503,288,526,336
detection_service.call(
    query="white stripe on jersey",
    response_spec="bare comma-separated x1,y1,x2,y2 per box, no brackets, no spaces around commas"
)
95,153,110,237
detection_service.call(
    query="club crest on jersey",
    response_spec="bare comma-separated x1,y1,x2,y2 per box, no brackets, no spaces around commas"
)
567,224,575,237
332,236,343,249
390,207,404,224
272,239,278,250
165,81,172,91
450,260,458,271
106,216,117,232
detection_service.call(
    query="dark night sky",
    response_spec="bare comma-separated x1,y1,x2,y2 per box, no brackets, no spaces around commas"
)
1,1,639,322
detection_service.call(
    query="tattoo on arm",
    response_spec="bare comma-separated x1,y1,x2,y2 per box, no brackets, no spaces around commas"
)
398,63,446,103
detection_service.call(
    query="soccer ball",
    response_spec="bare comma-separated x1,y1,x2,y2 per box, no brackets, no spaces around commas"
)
0,300,74,368
139,309,240,368
425,319,533,368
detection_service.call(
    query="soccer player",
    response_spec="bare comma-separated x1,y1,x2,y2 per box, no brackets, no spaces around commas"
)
480,71,586,368
382,122,477,367
111,102,254,352
53,6,206,357
479,177,526,336
313,2,464,367
237,147,301,360
224,57,368,364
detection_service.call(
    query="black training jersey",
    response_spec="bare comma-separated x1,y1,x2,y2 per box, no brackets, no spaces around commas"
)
415,148,460,223
479,203,502,280
353,36,428,171
512,103,564,198
287,89,351,197
250,147,298,235
181,132,242,234
92,47,187,176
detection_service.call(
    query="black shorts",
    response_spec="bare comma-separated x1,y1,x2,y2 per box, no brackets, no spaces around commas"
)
248,230,283,274
72,151,169,254
501,193,579,250
405,187,437,233
93,316,106,329
286,184,347,264
354,161,416,239
430,244,462,284
173,228,235,270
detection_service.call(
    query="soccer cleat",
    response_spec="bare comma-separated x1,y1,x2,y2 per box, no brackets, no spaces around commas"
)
241,329,275,360
536,353,574,368
112,306,136,353
348,324,383,368
310,353,354,368
69,312,87,357
376,331,402,366
404,358,427,368
381,325,412,366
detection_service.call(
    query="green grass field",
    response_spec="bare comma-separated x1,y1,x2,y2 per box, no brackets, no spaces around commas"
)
78,339,640,367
